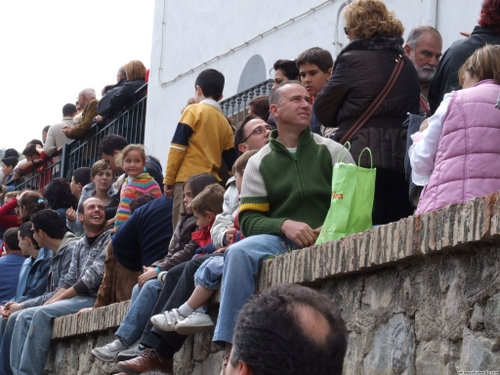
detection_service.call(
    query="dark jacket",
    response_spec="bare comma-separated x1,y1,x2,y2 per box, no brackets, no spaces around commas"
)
428,26,500,113
314,36,420,172
98,79,146,119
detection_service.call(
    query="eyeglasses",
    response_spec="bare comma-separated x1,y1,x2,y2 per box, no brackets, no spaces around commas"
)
242,125,274,144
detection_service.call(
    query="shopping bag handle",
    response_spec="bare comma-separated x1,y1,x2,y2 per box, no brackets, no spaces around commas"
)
337,142,352,163
358,147,373,168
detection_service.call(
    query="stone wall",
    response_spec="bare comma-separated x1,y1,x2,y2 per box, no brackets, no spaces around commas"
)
46,192,500,374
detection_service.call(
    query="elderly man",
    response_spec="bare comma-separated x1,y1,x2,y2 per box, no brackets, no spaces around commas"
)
8,198,111,375
226,284,348,375
62,88,98,139
404,25,443,115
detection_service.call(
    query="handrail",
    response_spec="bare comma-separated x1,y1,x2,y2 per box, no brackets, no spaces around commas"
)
8,83,148,191
220,79,273,125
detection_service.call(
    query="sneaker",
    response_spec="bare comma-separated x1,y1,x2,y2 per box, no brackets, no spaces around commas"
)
175,311,214,335
91,339,126,362
117,342,144,362
157,271,168,286
150,308,186,331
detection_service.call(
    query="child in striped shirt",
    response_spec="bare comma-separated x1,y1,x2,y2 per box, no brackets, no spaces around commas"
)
114,144,162,228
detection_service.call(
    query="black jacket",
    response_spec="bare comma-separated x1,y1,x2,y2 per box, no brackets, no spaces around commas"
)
97,79,146,119
428,26,500,114
314,36,420,172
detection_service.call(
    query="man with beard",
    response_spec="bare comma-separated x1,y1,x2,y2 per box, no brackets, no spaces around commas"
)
8,197,111,375
404,25,443,115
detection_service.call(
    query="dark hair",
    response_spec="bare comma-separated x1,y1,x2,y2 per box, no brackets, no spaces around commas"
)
72,167,92,186
98,134,129,156
43,178,78,210
146,155,163,174
31,209,66,239
27,139,43,148
1,156,18,168
22,144,39,158
42,125,50,134
479,0,500,35
273,59,300,80
130,193,157,213
296,47,334,73
19,221,39,249
231,284,348,375
248,96,270,120
17,191,46,223
234,115,260,153
4,148,19,158
195,69,225,101
3,227,20,251
62,103,77,117
183,173,220,201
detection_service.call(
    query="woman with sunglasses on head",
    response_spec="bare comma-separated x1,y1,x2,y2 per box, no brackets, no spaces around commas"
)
314,0,420,226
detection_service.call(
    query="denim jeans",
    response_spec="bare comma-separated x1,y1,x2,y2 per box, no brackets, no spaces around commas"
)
0,309,29,375
212,234,298,346
194,256,225,290
10,295,95,375
115,279,162,346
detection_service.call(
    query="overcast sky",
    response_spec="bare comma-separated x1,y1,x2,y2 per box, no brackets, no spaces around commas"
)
0,0,155,153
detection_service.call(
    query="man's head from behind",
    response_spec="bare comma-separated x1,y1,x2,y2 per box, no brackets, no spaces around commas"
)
77,88,96,109
98,134,129,173
31,209,66,248
194,69,225,102
404,25,442,84
62,103,78,118
3,227,20,254
296,47,333,98
227,284,347,375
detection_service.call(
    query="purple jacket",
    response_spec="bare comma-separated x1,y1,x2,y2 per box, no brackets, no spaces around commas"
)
417,80,500,214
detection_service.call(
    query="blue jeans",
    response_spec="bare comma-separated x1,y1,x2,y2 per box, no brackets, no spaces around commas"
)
0,309,25,375
212,234,298,346
10,295,95,375
115,279,162,346
194,256,224,290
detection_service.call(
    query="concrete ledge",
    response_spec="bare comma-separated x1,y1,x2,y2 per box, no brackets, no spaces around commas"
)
258,192,499,289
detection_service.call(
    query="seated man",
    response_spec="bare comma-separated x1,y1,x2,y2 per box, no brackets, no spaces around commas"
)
226,284,348,375
0,227,24,303
0,210,79,375
8,198,111,375
116,81,353,374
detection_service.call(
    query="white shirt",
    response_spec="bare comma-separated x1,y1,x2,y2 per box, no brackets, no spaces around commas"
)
409,93,452,186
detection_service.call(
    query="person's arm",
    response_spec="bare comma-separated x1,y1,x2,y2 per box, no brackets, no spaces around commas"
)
313,54,351,128
211,182,239,249
67,100,98,139
15,252,52,303
0,197,21,228
44,287,77,305
410,93,452,185
43,127,57,156
156,239,199,271
163,108,196,186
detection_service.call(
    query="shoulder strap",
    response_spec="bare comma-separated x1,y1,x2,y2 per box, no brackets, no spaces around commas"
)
340,55,405,144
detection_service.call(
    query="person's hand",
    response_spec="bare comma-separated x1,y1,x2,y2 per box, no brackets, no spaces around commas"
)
138,266,158,288
164,185,174,198
44,296,59,305
66,207,77,222
225,225,236,244
1,185,6,194
214,246,227,254
62,125,72,137
280,220,319,248
77,307,93,316
105,218,114,229
460,31,471,38
3,302,20,318
419,118,430,132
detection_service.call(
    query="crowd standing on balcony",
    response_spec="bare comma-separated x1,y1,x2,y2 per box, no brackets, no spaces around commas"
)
0,0,499,374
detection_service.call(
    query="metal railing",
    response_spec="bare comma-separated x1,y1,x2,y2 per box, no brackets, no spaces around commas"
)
220,79,273,125
8,83,148,191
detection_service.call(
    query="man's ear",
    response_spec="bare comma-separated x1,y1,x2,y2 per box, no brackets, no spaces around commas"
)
238,143,248,154
270,103,279,118
113,150,121,158
78,212,84,223
206,211,216,221
327,67,333,77
403,44,411,57
238,361,253,375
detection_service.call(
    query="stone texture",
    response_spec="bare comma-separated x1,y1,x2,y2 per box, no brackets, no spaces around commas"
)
459,328,500,371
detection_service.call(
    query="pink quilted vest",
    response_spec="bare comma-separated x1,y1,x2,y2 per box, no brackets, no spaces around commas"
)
416,80,500,214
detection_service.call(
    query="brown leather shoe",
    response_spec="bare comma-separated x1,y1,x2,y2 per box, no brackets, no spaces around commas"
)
116,349,173,375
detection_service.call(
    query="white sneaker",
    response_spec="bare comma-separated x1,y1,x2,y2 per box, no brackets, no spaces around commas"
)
175,311,214,335
157,271,168,286
91,339,126,362
150,308,186,331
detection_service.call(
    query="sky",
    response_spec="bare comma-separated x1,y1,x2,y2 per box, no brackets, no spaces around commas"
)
0,0,155,153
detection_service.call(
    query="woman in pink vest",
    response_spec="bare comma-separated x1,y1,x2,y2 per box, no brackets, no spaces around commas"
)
411,44,500,214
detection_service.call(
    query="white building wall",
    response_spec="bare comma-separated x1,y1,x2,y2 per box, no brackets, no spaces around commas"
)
145,0,482,170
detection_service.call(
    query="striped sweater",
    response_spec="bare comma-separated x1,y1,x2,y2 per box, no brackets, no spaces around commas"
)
114,172,162,228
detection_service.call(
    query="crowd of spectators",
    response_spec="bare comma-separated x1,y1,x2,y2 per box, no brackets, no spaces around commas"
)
0,0,500,374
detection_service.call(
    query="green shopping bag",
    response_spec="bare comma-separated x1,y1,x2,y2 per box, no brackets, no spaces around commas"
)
315,146,376,244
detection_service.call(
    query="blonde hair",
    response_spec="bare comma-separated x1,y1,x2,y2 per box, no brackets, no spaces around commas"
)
189,183,225,217
233,149,258,175
91,159,112,179
124,60,147,81
344,0,404,39
116,144,146,168
459,44,500,87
